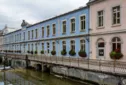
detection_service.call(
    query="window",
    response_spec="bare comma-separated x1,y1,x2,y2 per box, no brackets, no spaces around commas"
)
35,43,37,51
32,30,34,39
80,39,85,50
71,18,75,33
31,44,33,51
80,15,86,31
112,37,121,52
112,6,120,25
62,21,66,34
97,39,105,57
52,42,56,51
47,42,50,53
42,27,44,37
23,32,25,40
35,29,38,39
52,24,56,35
47,26,50,37
62,41,66,50
70,40,75,51
28,31,30,40
28,44,30,51
97,10,104,27
42,43,44,50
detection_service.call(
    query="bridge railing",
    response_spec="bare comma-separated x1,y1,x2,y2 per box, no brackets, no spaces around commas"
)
3,53,126,75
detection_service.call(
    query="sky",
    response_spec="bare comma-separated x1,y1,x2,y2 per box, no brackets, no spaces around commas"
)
0,0,89,29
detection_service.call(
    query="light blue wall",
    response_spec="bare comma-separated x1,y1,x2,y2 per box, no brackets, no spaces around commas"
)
3,7,90,58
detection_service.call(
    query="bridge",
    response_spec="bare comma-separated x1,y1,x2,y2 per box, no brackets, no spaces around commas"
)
2,53,126,77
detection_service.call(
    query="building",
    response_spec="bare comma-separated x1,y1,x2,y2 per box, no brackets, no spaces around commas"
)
3,7,90,58
88,0,126,60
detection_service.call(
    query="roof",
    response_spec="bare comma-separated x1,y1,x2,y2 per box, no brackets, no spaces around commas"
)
27,6,88,28
87,0,105,5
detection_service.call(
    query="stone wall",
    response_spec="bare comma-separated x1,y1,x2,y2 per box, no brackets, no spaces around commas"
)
51,66,125,85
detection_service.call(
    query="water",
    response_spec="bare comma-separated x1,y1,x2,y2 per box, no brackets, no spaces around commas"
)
0,69,85,85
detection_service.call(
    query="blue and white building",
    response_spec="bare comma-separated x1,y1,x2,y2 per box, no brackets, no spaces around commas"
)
3,6,89,58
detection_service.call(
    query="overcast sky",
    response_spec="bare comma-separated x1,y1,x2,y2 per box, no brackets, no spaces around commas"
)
0,0,88,29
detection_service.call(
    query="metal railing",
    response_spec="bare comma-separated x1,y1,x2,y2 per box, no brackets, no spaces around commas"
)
4,53,126,75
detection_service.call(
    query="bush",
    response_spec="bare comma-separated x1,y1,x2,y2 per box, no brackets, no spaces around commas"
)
61,49,67,55
69,49,76,56
78,50,87,57
27,51,30,54
41,50,44,54
51,50,56,55
35,51,37,54
110,49,123,60
31,51,33,54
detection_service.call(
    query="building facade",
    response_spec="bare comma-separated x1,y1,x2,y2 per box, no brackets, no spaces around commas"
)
3,7,90,58
88,0,126,60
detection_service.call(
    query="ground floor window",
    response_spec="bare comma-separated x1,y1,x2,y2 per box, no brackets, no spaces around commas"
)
70,40,75,51
112,37,121,52
80,39,85,51
47,42,50,53
62,41,66,50
97,39,105,57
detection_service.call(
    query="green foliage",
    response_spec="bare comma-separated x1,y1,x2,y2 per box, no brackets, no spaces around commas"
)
110,51,123,60
35,51,37,54
41,50,44,54
31,51,33,54
78,50,87,57
69,49,76,56
51,50,56,55
61,49,67,55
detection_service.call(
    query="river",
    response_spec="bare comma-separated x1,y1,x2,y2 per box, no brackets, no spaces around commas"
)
0,69,86,85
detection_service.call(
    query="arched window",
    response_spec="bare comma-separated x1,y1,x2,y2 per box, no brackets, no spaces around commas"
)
97,38,105,58
62,41,66,50
80,39,85,51
52,42,56,51
112,37,121,51
70,40,75,51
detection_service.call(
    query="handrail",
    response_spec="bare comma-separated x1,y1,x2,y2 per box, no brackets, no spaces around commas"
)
2,53,126,75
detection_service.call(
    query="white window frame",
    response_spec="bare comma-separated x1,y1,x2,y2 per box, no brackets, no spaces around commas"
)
52,42,56,51
80,39,85,51
70,40,75,51
35,29,38,39
70,17,76,33
112,5,121,25
47,42,50,53
42,27,44,38
62,20,67,34
42,43,44,50
62,41,66,50
80,14,86,31
52,23,56,36
47,25,50,37
97,10,104,28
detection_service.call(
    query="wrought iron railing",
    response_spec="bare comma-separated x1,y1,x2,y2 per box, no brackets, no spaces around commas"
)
3,53,126,75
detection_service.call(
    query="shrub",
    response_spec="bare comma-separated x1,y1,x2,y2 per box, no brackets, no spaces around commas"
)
27,51,30,54
78,50,87,57
41,50,44,54
110,49,123,60
61,49,67,55
69,49,76,56
51,50,56,55
35,51,37,54
31,51,33,54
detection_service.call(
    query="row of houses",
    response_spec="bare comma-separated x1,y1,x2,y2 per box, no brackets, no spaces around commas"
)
1,0,126,61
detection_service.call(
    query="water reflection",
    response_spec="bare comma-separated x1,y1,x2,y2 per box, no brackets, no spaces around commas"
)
0,69,83,85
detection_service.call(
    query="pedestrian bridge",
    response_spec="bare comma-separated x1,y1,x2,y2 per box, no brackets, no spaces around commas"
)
2,53,126,77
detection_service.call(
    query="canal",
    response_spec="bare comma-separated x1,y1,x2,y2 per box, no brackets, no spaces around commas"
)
0,69,86,85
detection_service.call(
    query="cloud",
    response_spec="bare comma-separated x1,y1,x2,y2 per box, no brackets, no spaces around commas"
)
0,0,88,29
